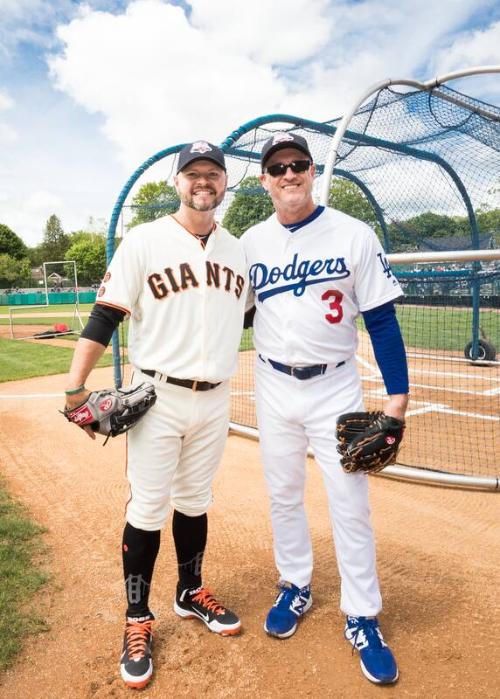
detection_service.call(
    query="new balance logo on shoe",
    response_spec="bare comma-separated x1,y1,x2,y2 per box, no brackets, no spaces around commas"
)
346,621,387,650
290,594,308,616
265,581,312,639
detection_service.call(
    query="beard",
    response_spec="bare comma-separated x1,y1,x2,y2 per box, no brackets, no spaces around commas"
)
179,189,224,211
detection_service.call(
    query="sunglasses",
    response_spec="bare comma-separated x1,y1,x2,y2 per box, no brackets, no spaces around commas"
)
264,159,311,177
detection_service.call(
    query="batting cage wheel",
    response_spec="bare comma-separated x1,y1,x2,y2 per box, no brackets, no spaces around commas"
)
463,339,496,362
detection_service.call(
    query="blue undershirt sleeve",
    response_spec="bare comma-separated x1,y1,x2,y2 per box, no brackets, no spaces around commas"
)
361,301,409,395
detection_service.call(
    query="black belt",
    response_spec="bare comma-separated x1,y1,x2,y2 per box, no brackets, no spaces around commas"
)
261,355,345,380
141,369,221,391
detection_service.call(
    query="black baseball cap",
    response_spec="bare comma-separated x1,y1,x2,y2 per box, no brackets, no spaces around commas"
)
176,141,226,174
261,132,312,169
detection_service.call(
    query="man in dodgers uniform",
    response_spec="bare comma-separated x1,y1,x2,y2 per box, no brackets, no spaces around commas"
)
242,133,409,685
64,142,247,689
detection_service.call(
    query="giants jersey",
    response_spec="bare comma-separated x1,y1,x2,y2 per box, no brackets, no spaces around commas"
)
97,215,247,382
241,207,402,365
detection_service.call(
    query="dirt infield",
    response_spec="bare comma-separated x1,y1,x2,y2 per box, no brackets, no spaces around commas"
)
0,367,499,698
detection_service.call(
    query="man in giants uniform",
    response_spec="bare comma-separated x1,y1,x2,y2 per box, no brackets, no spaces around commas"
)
242,133,409,685
64,142,247,689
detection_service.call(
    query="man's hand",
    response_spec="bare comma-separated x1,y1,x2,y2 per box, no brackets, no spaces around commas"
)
62,384,157,443
64,387,95,439
383,393,408,422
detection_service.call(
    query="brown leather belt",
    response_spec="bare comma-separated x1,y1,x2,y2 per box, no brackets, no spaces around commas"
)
141,369,221,392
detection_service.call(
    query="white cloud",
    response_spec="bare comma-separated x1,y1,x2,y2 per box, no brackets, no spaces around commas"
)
3,0,499,246
2,190,64,247
0,0,124,56
48,0,293,168
0,188,97,247
48,0,500,173
0,89,14,111
0,88,17,143
189,0,333,64
432,20,500,74
0,123,17,143
25,190,64,212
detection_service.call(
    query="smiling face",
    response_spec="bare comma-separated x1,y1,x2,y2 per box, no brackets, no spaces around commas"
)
174,159,227,212
260,147,316,223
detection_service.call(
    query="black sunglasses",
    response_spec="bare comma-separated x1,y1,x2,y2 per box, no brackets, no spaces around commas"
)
264,159,311,177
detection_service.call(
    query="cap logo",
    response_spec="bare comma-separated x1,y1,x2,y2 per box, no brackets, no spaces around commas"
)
190,141,212,154
272,133,295,145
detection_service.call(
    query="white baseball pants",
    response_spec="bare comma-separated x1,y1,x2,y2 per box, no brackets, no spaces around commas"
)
255,356,382,617
125,370,230,531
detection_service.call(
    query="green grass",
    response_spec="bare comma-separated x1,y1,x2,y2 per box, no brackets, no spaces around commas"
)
396,306,498,351
354,305,498,352
0,303,94,314
0,338,117,383
0,481,49,670
0,303,93,327
240,328,254,351
0,306,495,384
0,318,84,327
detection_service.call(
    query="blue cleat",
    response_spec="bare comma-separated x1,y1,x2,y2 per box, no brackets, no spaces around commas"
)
344,615,399,684
264,581,312,639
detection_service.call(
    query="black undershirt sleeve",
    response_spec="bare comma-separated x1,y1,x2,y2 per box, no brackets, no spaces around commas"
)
244,306,256,329
80,303,126,347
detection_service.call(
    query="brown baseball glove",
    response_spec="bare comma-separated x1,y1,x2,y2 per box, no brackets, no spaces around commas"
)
336,411,405,473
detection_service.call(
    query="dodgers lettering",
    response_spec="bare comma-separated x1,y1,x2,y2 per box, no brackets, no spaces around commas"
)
249,253,350,302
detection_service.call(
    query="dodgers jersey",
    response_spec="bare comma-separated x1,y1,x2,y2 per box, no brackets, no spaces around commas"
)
97,215,247,382
242,207,402,366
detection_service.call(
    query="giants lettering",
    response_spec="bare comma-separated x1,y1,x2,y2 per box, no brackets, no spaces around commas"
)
206,261,245,298
147,273,168,299
147,264,198,299
234,274,245,299
148,262,245,300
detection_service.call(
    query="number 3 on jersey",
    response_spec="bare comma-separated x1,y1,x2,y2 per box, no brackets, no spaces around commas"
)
322,289,344,324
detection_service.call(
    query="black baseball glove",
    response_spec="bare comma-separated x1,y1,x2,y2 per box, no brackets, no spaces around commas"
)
63,382,157,441
336,411,405,473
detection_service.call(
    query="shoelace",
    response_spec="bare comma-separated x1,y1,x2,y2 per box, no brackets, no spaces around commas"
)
191,588,225,615
125,618,153,660
275,583,304,609
349,617,383,655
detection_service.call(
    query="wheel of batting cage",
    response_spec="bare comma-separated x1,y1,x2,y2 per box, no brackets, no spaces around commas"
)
464,339,497,361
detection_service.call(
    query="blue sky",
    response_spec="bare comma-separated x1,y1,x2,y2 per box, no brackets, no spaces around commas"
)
0,0,499,246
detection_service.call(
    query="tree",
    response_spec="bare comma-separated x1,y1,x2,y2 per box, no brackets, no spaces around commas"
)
222,176,274,238
328,178,385,245
0,254,31,287
65,233,107,285
387,212,460,252
477,208,500,246
41,214,69,263
0,223,28,260
129,181,179,228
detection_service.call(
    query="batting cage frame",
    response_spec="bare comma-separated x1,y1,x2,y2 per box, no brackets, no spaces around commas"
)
105,65,500,489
